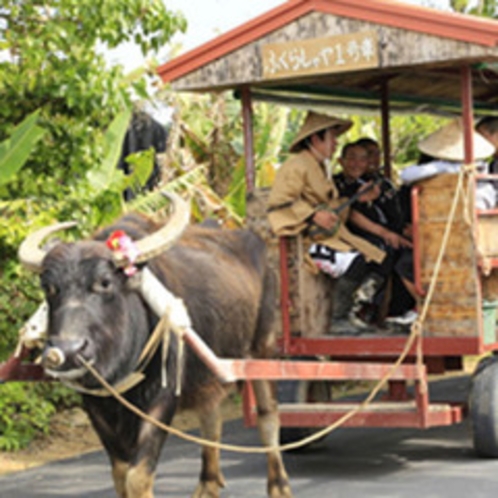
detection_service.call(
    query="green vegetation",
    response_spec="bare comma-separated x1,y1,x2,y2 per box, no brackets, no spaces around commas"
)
0,0,185,450
451,0,497,17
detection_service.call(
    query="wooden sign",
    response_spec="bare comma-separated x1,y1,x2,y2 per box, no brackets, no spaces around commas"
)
262,31,379,79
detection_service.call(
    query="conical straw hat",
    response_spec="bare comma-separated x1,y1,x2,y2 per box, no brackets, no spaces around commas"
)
418,117,494,162
290,111,352,153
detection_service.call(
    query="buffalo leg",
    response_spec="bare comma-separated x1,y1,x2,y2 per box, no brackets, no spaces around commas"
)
252,380,292,498
112,458,130,497
111,456,154,498
126,459,156,498
192,402,226,498
125,398,174,498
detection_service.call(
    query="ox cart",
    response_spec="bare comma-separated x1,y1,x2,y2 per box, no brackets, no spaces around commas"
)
154,0,498,455
3,0,498,460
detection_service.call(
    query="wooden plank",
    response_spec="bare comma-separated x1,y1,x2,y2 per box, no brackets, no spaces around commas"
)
482,272,498,301
172,12,498,92
276,403,463,428
279,401,417,412
261,31,379,80
225,359,423,381
478,215,498,257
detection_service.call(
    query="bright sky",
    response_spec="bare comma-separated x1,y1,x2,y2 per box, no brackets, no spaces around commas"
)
165,0,451,53
106,0,452,72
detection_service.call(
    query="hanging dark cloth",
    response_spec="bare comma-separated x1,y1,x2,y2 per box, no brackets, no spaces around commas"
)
118,111,168,200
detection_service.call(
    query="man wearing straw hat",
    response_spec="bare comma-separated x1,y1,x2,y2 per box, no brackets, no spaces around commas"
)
267,111,386,327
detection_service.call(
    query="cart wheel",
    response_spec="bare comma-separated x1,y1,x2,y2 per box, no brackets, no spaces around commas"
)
469,355,498,458
278,379,331,450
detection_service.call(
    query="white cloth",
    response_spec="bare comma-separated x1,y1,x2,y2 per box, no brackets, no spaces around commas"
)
400,160,459,184
401,160,496,210
476,182,496,210
310,245,360,278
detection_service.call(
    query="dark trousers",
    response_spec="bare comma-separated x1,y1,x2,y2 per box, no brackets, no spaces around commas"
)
332,252,393,320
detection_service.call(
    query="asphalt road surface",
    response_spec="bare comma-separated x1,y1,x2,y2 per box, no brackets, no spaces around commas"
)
2,375,498,498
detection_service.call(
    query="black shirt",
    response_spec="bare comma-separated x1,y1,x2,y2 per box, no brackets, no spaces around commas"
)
333,172,405,247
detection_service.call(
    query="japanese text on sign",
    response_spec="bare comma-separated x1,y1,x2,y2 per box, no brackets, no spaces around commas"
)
262,31,378,79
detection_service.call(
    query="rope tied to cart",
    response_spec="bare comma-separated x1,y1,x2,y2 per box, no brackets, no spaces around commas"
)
75,165,472,453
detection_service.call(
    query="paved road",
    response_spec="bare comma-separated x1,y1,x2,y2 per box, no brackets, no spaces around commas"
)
2,376,498,497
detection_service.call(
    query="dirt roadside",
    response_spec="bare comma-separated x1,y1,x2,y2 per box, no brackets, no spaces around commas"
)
0,396,242,476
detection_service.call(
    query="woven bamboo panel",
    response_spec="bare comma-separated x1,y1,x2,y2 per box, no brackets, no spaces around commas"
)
246,189,283,337
418,222,474,267
246,189,333,338
417,174,479,337
416,174,473,221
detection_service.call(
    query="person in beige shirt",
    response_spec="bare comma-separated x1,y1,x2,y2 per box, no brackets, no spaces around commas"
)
267,111,386,328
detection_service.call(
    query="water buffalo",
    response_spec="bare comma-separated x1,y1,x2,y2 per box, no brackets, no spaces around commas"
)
18,195,292,498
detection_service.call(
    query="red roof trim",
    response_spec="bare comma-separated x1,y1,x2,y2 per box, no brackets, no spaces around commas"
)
158,0,498,84
158,0,311,83
316,0,498,45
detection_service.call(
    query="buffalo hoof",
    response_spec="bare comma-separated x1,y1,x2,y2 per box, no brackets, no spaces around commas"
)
191,478,225,498
268,482,293,498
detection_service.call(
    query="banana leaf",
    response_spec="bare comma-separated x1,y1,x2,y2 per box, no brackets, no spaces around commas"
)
0,110,45,186
87,109,132,192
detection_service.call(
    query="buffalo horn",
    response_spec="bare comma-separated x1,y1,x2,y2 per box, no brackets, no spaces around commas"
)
113,191,190,266
18,221,78,273
18,193,190,272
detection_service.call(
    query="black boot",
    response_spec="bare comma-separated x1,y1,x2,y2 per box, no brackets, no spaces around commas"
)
354,273,385,304
349,273,385,328
332,276,362,320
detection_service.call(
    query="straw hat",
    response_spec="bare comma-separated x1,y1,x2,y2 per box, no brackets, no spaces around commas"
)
418,118,494,162
289,111,352,153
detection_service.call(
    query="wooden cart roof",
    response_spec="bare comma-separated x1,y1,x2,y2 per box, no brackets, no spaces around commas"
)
157,0,498,114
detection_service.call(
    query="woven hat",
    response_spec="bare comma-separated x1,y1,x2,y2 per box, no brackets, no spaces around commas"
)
418,118,494,162
289,111,352,153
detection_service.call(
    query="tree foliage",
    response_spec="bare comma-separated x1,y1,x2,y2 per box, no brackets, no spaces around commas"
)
0,0,186,450
450,0,497,17
159,89,294,221
0,0,186,310
0,0,185,195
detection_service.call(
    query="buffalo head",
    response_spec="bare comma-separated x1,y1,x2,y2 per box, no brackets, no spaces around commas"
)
18,193,189,387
